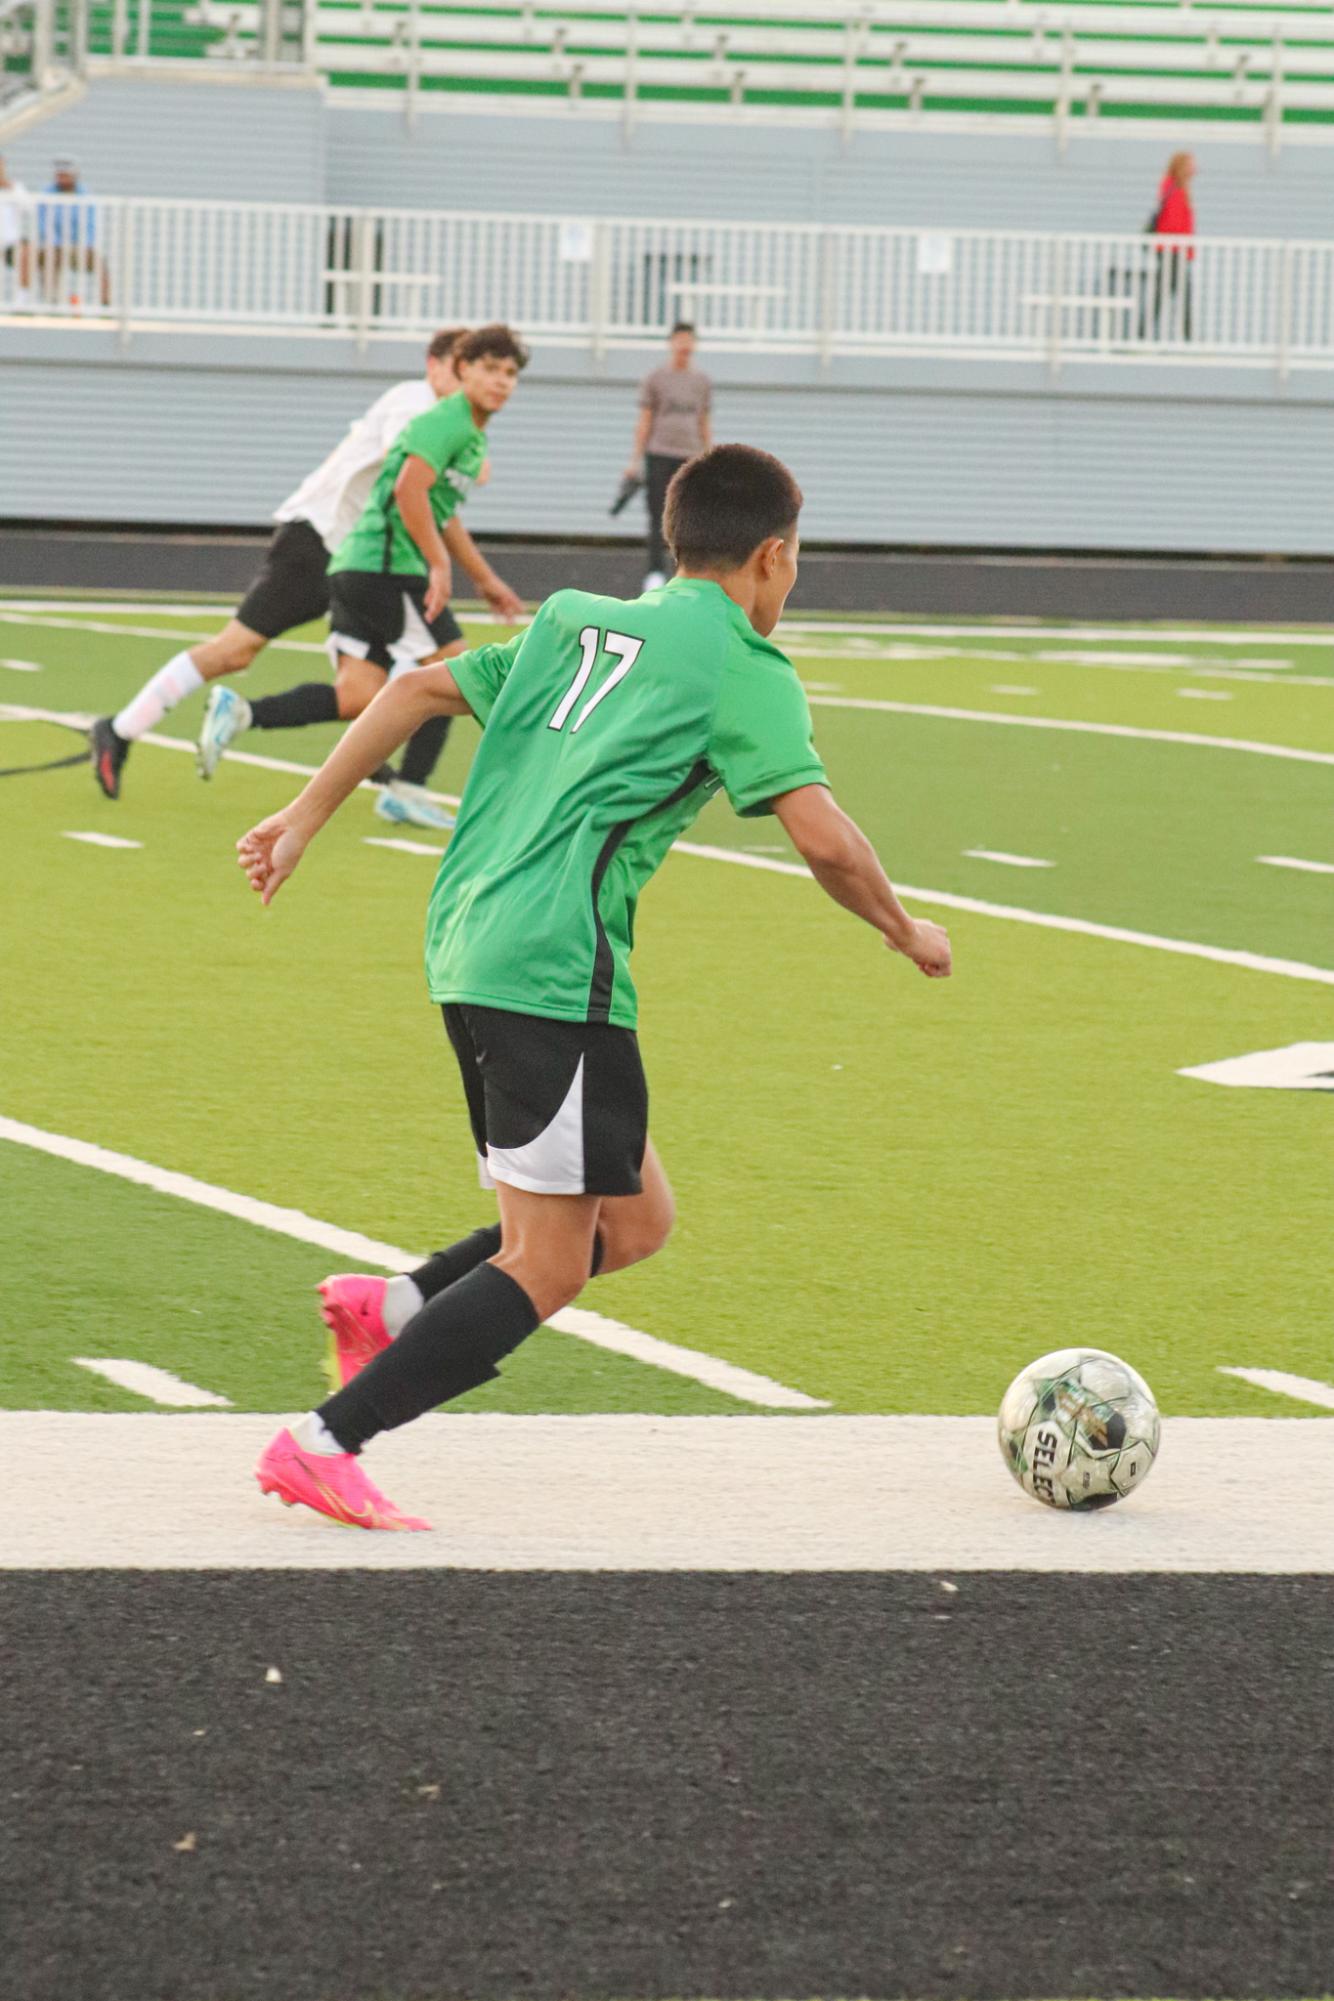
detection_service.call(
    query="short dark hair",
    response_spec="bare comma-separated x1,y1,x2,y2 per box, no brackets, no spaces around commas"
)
670,320,696,337
427,325,468,361
664,444,803,571
454,322,530,370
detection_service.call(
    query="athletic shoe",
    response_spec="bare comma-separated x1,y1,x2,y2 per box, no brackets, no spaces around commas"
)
375,781,454,832
255,1426,431,1531
196,685,253,779
317,1274,392,1390
89,717,129,799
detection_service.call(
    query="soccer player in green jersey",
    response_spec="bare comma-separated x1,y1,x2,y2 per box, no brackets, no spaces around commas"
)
240,443,952,1533
195,324,528,828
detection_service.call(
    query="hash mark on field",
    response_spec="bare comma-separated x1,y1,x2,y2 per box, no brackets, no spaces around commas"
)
1257,854,1334,876
990,684,1038,696
73,1358,231,1408
1218,1367,1334,1413
0,657,41,672
0,1116,827,1412
964,849,1054,869
62,830,142,850
364,837,445,857
1177,687,1233,701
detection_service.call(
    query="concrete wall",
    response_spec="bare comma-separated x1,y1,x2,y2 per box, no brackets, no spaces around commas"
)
3,328,1329,555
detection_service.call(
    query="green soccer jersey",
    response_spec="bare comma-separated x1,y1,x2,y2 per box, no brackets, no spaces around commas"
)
424,577,828,1027
329,391,486,578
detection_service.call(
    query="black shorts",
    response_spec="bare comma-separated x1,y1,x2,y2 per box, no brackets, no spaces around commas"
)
443,1003,647,1198
328,569,463,672
235,519,331,639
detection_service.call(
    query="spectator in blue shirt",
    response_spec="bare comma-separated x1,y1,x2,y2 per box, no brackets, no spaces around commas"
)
35,157,109,308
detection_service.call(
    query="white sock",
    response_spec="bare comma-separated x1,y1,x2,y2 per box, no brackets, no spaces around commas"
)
293,1412,347,1457
112,650,205,741
383,1275,424,1338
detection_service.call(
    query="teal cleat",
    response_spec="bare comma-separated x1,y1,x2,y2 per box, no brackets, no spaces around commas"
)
374,781,455,832
196,685,253,779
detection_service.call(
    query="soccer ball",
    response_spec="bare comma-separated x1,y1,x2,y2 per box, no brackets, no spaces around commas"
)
998,1346,1160,1510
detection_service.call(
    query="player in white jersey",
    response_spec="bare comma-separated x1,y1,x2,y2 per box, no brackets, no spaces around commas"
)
90,328,522,825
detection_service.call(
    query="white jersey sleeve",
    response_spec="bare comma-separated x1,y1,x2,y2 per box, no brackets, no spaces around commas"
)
273,378,437,554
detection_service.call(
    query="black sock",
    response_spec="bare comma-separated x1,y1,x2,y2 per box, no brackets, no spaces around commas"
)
317,1262,540,1452
396,714,451,787
248,683,339,731
411,1225,604,1302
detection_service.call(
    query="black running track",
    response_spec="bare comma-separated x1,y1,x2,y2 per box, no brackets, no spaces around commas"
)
3,1573,1331,2001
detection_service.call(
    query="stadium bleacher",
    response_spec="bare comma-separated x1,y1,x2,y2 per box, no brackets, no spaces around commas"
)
76,0,1334,128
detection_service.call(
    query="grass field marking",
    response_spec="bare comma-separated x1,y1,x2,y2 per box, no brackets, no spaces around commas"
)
1178,1042,1334,1090
0,1115,826,1412
0,657,42,672
963,849,1054,869
777,618,1334,649
72,1358,232,1408
365,836,446,857
1218,1367,1334,1413
674,842,1334,990
0,704,463,805
1258,854,1334,875
0,598,515,625
1176,687,1233,701
989,684,1038,696
62,830,143,850
797,641,1334,690
805,694,1334,769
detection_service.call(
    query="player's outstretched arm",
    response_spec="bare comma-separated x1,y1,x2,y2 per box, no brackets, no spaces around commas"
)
773,783,952,979
237,663,471,905
442,516,523,621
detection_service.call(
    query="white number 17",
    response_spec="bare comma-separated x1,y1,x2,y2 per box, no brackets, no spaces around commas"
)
548,625,644,735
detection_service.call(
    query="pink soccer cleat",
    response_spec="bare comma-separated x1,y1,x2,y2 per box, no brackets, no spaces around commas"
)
255,1427,431,1532
317,1274,392,1389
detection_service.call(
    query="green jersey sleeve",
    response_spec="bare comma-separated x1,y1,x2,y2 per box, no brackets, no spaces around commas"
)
398,397,475,475
707,634,828,817
448,630,526,725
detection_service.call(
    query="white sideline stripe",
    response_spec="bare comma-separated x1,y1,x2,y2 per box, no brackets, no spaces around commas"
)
72,1358,231,1408
777,618,1334,650
964,848,1053,869
0,657,41,672
672,842,1334,990
0,1116,826,1413
0,704,462,806
1218,1367,1334,1413
1257,854,1334,876
62,830,142,850
0,600,512,624
365,836,445,857
3,1413,1331,1573
13,700,1333,993
805,693,1334,767
791,643,1334,690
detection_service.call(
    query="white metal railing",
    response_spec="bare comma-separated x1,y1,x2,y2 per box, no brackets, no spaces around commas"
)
3,196,1334,374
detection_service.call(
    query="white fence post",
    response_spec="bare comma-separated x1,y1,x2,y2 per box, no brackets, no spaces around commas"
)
1275,238,1293,382
117,197,134,348
1047,235,1066,376
354,210,374,353
590,219,610,362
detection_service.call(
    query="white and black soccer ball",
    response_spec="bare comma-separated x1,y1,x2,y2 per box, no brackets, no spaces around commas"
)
998,1346,1161,1510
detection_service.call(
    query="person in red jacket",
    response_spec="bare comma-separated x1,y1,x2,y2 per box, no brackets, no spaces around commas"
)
1144,151,1195,341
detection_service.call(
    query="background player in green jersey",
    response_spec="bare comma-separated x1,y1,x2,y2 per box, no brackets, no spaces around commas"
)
239,443,952,1532
197,324,528,830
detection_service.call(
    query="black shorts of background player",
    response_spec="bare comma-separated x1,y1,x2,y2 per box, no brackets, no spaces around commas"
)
88,327,522,802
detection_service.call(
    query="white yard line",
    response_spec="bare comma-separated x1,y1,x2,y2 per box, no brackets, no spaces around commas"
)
1257,854,1334,876
72,1359,231,1408
1218,1367,1334,1413
777,618,1334,649
62,830,142,850
673,843,1334,990
2,1412,1329,1572
364,836,446,857
805,694,1334,768
0,1115,826,1413
964,849,1054,869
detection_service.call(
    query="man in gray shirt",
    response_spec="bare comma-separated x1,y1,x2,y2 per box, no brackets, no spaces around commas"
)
624,321,713,589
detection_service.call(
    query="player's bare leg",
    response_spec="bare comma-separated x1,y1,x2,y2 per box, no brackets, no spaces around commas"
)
319,1139,673,1387
91,618,269,799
